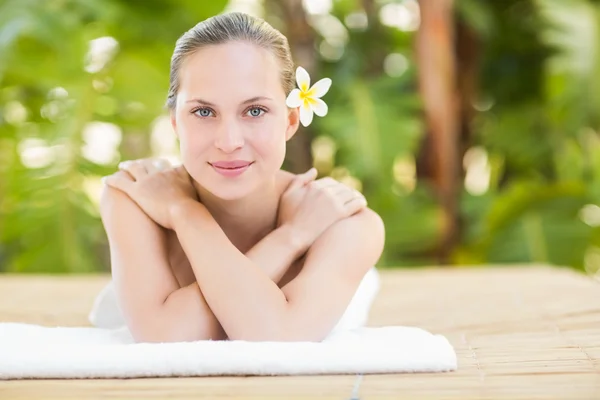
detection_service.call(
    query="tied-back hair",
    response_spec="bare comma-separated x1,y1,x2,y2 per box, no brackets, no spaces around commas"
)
166,12,295,110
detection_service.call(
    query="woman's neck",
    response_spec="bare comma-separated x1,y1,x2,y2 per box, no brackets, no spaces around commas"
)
193,179,281,253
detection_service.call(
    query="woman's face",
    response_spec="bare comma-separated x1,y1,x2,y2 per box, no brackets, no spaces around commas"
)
171,41,299,200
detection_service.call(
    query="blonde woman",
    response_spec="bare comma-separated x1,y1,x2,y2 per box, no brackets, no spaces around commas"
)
95,12,384,343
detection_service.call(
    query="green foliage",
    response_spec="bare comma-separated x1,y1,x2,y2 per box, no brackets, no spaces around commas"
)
454,0,600,271
1,0,600,273
0,0,228,273
312,2,443,266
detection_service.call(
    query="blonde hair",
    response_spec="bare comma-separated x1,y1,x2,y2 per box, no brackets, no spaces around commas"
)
166,12,295,109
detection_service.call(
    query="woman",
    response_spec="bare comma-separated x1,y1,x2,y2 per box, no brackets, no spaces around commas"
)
97,12,385,343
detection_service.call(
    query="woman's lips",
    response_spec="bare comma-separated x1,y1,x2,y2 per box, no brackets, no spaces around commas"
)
209,161,253,177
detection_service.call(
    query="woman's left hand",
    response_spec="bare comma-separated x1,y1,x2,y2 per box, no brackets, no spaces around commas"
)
102,158,198,229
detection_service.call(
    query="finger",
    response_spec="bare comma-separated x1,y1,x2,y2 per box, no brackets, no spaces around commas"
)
175,165,192,181
344,195,368,215
116,168,135,181
287,167,317,192
142,159,160,174
310,177,338,190
122,161,147,181
333,183,355,195
336,187,361,203
102,171,134,194
153,158,172,171
175,164,186,176
118,160,132,169
303,167,318,183
118,159,139,170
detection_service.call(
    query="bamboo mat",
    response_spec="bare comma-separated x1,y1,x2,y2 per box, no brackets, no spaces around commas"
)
0,265,599,399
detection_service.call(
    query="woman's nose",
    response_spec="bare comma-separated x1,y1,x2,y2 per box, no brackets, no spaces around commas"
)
214,122,244,153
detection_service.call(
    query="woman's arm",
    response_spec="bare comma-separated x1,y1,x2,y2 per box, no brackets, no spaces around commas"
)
243,170,318,284
100,183,226,342
100,162,312,342
101,184,311,342
244,224,307,284
103,161,375,342
171,199,384,342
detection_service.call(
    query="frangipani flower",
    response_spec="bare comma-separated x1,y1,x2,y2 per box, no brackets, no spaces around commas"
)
286,66,332,127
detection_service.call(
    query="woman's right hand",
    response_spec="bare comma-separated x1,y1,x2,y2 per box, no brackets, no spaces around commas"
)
278,169,368,249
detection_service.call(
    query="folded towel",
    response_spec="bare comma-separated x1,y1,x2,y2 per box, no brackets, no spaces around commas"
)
0,323,457,379
0,268,457,378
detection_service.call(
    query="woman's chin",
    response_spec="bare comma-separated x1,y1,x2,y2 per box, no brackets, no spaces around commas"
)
190,164,276,201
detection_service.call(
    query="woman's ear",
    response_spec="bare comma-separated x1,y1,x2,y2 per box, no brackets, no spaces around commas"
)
285,107,300,141
170,109,178,138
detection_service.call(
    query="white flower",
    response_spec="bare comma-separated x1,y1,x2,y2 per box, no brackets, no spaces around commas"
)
285,66,332,127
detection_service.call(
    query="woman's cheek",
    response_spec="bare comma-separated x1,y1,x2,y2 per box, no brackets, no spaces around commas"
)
255,119,285,150
251,125,287,170
180,122,211,154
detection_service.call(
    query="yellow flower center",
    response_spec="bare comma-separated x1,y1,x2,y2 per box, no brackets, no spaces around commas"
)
300,87,315,102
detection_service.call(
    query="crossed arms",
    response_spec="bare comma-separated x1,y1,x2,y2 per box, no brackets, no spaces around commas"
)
100,177,384,343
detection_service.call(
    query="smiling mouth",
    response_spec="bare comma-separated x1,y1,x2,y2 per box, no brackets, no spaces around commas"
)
209,162,254,169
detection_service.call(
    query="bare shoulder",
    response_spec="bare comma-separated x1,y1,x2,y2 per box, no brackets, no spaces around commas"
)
283,206,385,294
99,183,159,232
99,183,138,223
274,169,386,276
316,206,385,246
99,184,166,256
311,207,385,274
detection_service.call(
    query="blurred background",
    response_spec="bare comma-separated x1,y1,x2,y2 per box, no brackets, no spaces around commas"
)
1,0,600,275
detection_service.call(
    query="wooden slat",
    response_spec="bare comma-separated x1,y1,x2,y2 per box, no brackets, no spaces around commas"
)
360,265,600,400
1,265,599,399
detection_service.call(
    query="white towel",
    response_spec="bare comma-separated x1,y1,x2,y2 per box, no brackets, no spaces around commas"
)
0,269,457,379
0,323,456,379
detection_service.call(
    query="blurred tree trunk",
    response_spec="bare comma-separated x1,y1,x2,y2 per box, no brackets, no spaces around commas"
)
362,0,376,18
361,0,388,77
415,0,460,263
265,0,315,173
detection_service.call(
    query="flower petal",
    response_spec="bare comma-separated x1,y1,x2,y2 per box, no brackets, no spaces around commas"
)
309,78,332,98
299,101,314,127
310,98,328,117
286,89,303,108
296,66,311,93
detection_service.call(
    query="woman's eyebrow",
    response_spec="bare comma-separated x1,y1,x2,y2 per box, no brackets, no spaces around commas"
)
186,98,216,106
185,96,274,106
241,96,273,104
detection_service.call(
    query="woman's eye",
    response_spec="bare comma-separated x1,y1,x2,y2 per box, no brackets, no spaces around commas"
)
194,108,214,117
247,107,265,117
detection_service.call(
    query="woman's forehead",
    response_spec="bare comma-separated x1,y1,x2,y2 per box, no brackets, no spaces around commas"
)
178,42,284,100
